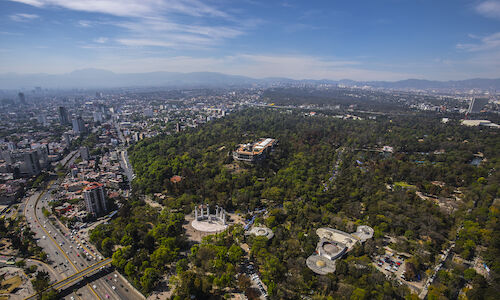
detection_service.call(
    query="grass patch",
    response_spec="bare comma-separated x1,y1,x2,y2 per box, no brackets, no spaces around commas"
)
0,275,23,294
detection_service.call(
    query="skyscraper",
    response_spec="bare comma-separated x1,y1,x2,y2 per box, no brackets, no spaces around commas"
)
83,182,108,217
80,146,90,161
18,92,26,104
58,106,70,125
72,116,86,134
63,132,71,146
22,150,41,176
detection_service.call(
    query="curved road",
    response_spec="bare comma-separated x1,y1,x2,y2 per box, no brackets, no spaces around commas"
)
22,151,143,300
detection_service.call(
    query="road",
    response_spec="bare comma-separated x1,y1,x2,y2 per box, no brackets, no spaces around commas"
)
22,151,143,300
418,242,455,299
114,121,135,189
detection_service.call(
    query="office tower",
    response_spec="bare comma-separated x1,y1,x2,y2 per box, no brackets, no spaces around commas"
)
63,132,71,146
72,116,86,134
58,106,70,125
93,111,103,123
83,182,108,216
22,150,41,176
34,144,49,168
18,92,26,104
80,146,90,161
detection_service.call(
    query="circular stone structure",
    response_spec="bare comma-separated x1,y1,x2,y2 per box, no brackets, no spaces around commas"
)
352,225,374,242
317,239,347,260
306,255,336,275
191,218,228,233
248,226,274,239
191,205,228,233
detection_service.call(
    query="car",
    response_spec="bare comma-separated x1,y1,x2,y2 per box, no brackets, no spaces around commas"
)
112,286,116,290
93,285,97,289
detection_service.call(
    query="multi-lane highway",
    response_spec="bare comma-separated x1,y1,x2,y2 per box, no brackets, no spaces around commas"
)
22,151,144,300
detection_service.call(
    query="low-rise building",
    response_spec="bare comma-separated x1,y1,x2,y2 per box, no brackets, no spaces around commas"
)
233,138,277,163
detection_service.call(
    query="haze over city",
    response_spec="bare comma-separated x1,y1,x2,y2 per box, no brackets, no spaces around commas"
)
1,0,500,81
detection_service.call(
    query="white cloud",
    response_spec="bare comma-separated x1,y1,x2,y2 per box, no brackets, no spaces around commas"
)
115,38,175,48
9,0,227,18
112,18,244,48
9,0,247,49
9,13,39,22
77,20,92,27
94,37,108,43
457,32,500,52
475,1,500,19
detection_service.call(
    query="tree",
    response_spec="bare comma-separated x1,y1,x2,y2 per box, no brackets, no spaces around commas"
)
140,267,159,293
32,271,51,293
101,237,114,257
228,244,244,263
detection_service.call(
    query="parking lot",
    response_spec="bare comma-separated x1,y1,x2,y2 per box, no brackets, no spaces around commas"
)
373,254,406,280
242,261,268,299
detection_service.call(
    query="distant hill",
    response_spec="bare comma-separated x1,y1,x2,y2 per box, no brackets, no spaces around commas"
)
1,68,499,90
364,78,500,90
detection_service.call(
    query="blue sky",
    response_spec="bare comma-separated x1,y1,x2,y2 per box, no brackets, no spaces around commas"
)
1,0,500,80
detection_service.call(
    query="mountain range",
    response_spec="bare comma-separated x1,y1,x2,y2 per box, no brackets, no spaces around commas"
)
1,68,499,91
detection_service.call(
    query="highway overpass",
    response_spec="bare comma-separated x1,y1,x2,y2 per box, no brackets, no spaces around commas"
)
25,258,112,299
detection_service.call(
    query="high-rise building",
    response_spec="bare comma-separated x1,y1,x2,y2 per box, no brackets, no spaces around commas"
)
58,106,70,125
22,150,41,176
1,150,12,164
83,182,108,217
93,111,103,123
63,132,71,146
72,117,86,134
80,146,90,161
34,144,49,168
18,92,26,104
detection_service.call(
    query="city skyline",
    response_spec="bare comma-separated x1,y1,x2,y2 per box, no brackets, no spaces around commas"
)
1,0,500,81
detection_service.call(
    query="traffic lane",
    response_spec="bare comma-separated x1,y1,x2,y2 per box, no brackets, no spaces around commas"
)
35,204,116,300
109,271,142,300
24,198,97,299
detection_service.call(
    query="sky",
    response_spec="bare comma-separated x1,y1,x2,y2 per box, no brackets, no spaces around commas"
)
0,0,500,81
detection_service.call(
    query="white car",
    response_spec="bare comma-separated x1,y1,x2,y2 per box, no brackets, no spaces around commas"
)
112,286,116,290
